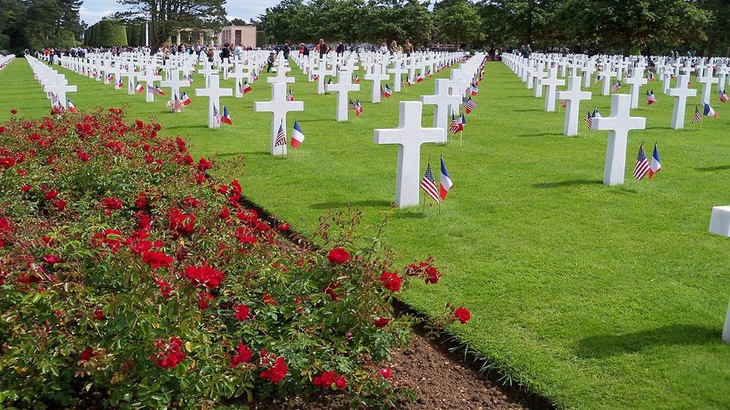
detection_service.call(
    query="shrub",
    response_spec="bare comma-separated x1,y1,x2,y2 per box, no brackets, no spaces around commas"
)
0,107,469,408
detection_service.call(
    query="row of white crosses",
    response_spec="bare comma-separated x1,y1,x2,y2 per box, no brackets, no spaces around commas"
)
26,55,77,109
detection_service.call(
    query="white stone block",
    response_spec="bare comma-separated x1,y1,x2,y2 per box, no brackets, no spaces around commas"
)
709,206,730,237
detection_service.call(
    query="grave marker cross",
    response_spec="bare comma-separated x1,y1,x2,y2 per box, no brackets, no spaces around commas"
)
374,101,447,208
254,82,304,156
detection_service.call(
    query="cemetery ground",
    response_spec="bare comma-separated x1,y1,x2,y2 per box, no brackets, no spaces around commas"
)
1,55,729,409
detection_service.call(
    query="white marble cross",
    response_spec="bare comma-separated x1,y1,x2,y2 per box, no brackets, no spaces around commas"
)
267,64,295,84
531,64,547,97
667,74,698,129
388,60,408,92
716,65,729,93
374,101,447,208
542,67,565,112
197,62,219,88
600,65,618,96
326,69,361,121
138,67,162,102
195,74,233,129
556,76,592,136
624,68,648,108
312,59,335,94
592,94,646,186
582,63,597,88
254,82,304,156
696,71,719,105
421,78,464,130
46,74,77,108
160,69,190,100
364,64,390,103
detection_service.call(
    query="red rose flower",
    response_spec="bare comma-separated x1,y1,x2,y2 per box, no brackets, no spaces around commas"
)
277,223,290,232
260,356,288,384
198,292,215,310
379,368,392,379
101,197,123,211
379,271,402,292
230,343,253,368
184,264,224,289
327,247,350,264
374,317,391,327
197,157,212,171
155,337,186,369
169,207,195,236
79,348,96,362
142,250,173,268
10,109,17,115
234,304,250,321
424,266,441,284
323,282,345,301
454,307,471,324
93,307,106,321
262,293,277,305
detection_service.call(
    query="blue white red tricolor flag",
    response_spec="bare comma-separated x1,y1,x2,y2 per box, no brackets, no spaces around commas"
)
703,103,719,118
291,120,305,148
220,105,232,124
648,143,661,180
439,155,453,200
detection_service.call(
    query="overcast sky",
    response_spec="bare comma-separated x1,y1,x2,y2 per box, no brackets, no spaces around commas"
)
80,0,279,26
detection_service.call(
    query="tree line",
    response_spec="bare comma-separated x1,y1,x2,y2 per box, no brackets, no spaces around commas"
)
0,0,84,52
258,0,730,56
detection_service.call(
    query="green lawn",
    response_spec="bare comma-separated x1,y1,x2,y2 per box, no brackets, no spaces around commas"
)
2,56,729,409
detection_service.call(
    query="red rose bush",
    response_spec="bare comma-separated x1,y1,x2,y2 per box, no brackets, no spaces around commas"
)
0,108,469,408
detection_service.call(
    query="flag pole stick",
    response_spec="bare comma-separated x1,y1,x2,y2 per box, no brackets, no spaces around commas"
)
460,130,463,146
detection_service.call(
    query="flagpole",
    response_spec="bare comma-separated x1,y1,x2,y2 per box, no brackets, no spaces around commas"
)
460,129,463,146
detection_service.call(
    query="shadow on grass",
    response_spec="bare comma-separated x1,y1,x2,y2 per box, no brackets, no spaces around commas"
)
695,165,730,172
576,324,719,358
517,132,565,138
532,179,602,189
310,200,392,210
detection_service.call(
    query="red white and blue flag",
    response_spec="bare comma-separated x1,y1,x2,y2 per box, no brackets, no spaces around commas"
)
66,99,77,113
633,143,650,180
648,143,661,179
382,84,392,98
449,113,462,134
439,155,453,200
720,90,728,103
420,159,440,204
286,87,294,101
181,91,192,106
692,105,702,124
220,105,232,124
152,85,166,96
462,96,477,114
241,80,252,94
646,90,657,105
703,103,719,118
135,83,145,93
274,123,287,147
291,120,305,148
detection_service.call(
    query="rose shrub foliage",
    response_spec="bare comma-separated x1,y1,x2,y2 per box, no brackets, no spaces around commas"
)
0,108,469,408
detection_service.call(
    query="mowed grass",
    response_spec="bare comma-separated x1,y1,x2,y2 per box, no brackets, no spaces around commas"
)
2,56,730,409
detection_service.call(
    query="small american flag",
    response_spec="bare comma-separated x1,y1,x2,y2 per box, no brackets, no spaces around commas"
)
214,105,221,124
646,90,657,105
420,159,440,204
286,88,294,101
720,90,728,103
692,105,702,124
169,94,183,112
612,81,621,92
274,123,287,147
559,98,567,108
633,143,650,180
449,113,461,134
584,111,593,129
462,97,477,114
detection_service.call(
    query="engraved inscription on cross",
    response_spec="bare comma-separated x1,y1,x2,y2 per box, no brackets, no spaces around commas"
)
421,78,464,130
592,94,646,186
254,82,304,156
326,69,360,121
667,74,698,129
195,74,233,129
556,76,592,136
374,101,447,208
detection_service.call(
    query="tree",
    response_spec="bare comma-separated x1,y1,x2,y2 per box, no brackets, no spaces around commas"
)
434,0,482,48
115,0,227,52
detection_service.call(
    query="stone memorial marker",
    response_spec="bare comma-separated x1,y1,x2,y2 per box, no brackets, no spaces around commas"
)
593,94,647,186
326,69,360,121
696,71,719,106
138,67,162,103
556,76,592,136
254,82,304,156
624,68,648,108
160,69,190,100
667,74,698,129
542,67,565,112
421,78,463,130
364,65,390,103
374,101,447,208
195,74,233,129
